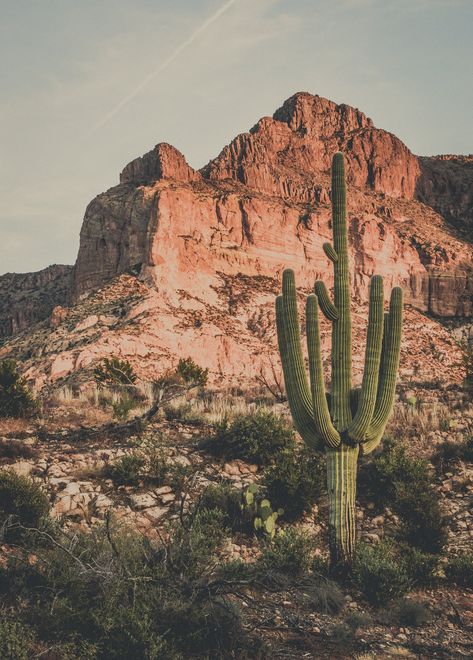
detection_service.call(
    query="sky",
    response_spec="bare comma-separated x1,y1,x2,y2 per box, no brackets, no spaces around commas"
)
1,0,472,274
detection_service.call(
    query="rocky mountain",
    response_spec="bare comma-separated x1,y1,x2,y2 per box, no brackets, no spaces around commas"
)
0,265,72,339
1,93,472,386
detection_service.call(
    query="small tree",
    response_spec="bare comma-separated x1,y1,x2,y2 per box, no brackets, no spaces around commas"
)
94,357,137,386
0,360,37,418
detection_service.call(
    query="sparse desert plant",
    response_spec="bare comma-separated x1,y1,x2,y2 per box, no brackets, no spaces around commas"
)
353,541,411,606
445,553,473,588
94,356,137,385
258,527,314,577
263,445,324,521
359,439,447,553
199,482,243,531
202,410,295,465
175,357,209,387
275,152,403,567
0,439,37,461
0,470,49,542
299,574,345,614
401,545,439,587
0,360,37,419
105,453,145,485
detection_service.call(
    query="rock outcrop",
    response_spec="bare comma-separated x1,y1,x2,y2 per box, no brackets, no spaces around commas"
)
2,92,472,385
72,92,473,319
0,265,72,339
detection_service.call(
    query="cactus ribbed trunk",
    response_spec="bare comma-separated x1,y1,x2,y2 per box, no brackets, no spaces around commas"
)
275,151,403,568
327,446,359,566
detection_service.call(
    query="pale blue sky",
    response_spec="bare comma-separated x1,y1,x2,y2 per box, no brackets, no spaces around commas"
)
1,0,472,273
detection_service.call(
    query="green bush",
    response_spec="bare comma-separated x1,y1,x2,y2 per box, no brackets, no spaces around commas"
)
353,542,411,606
263,446,324,520
199,482,243,531
94,357,137,385
175,357,208,387
359,440,447,554
0,360,37,419
0,470,49,542
401,546,438,587
445,553,473,588
258,527,314,577
204,411,295,465
0,511,259,659
0,618,34,660
105,454,145,485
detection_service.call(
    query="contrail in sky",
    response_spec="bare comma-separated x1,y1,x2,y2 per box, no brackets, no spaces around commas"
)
88,0,237,135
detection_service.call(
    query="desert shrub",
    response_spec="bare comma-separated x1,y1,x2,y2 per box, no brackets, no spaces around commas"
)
258,527,314,577
111,394,138,422
199,482,243,531
175,357,209,387
0,360,37,419
263,446,324,520
0,511,258,659
299,574,344,614
0,618,34,660
445,553,473,588
393,599,431,627
359,440,447,553
94,357,137,385
433,436,473,471
0,470,49,542
396,488,447,553
203,411,295,465
353,541,411,606
401,546,438,587
105,454,145,485
359,439,430,507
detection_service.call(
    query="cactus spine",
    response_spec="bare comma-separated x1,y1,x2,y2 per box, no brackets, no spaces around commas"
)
276,152,403,567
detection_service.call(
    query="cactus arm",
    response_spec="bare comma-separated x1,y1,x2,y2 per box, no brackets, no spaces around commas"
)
306,295,340,448
314,281,339,321
331,152,352,431
323,242,338,263
276,275,323,449
347,275,384,442
362,287,403,448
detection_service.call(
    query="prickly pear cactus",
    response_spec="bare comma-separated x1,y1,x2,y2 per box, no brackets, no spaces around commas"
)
241,484,283,539
275,152,403,567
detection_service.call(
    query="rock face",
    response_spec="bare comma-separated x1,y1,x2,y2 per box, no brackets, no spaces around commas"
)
72,92,473,319
2,92,473,385
416,155,473,232
202,93,420,200
0,265,72,338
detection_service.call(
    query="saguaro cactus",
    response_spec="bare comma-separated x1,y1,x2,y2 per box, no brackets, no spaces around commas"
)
276,152,403,567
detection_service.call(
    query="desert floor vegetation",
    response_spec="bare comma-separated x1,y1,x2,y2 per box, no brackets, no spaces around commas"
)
0,357,472,658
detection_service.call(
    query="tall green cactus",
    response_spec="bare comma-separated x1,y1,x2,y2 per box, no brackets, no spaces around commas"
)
276,152,403,567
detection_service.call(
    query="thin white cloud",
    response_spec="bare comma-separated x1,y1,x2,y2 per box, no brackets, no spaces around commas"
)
87,0,238,135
